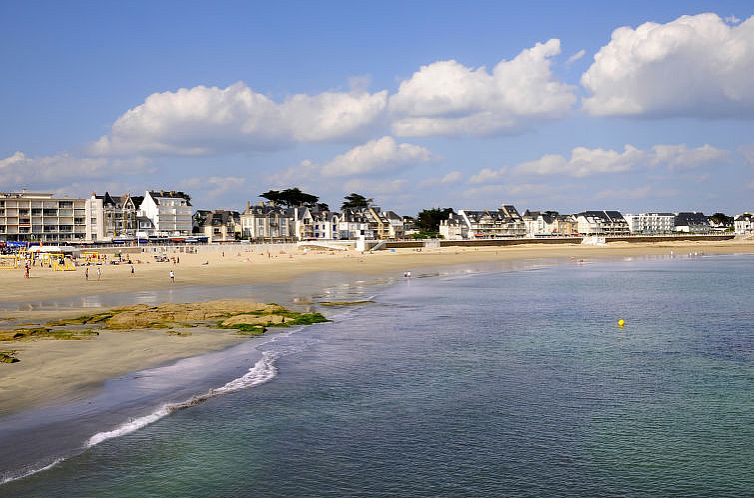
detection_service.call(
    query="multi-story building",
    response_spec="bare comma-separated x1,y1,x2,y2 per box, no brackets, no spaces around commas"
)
622,212,675,234
311,211,340,239
85,192,141,242
0,191,87,242
576,211,629,235
456,204,525,238
240,203,295,241
674,212,710,233
137,190,193,237
338,209,374,239
734,212,754,235
193,209,241,242
522,210,578,237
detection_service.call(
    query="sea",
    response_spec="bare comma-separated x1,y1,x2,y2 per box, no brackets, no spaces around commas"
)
1,253,753,497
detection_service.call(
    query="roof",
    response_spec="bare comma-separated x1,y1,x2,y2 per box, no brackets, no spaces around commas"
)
148,190,192,206
578,210,626,223
675,212,708,226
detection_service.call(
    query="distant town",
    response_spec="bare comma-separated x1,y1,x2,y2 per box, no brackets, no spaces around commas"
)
0,188,753,246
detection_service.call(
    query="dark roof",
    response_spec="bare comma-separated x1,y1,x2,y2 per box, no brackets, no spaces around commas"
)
148,190,192,206
578,211,626,223
675,212,708,226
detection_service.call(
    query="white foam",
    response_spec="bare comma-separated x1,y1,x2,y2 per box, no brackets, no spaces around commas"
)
0,457,65,485
86,351,279,448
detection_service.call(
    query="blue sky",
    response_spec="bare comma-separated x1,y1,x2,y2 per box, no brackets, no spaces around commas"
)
1,0,753,215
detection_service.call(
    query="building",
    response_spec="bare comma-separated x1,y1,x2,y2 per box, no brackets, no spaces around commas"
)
0,191,87,242
622,212,675,234
522,210,578,237
338,209,374,240
311,211,340,239
85,192,141,242
734,212,754,234
240,203,295,241
576,211,629,235
193,210,241,242
439,212,469,240
456,205,525,238
674,212,709,233
366,207,405,240
137,190,193,237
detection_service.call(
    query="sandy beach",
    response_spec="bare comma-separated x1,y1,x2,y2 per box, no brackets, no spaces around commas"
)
2,239,754,415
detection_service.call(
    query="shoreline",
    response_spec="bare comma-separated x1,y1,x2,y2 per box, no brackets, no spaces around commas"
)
2,239,754,416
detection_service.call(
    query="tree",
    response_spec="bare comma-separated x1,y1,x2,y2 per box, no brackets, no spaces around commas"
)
260,187,319,208
341,193,372,211
708,212,733,226
416,208,455,232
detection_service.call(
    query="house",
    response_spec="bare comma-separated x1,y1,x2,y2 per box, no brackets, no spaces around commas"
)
193,210,241,242
734,212,754,234
622,213,675,234
85,192,140,242
366,207,405,240
239,202,295,241
311,210,340,239
337,209,374,240
457,204,525,238
576,211,629,235
0,191,87,243
522,210,578,237
439,212,469,240
674,212,709,233
137,190,193,237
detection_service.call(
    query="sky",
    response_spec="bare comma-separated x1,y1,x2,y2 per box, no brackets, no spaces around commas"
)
1,0,754,216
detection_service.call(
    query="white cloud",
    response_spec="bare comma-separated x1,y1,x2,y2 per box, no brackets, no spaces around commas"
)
513,145,644,177
321,136,433,177
343,178,407,195
468,167,508,184
419,170,464,187
650,144,728,169
90,82,388,156
389,39,576,137
582,13,754,117
178,176,246,199
467,143,728,181
566,49,586,64
0,150,133,188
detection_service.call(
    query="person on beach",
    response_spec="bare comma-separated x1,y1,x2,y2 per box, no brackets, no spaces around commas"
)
24,263,30,279
85,267,89,281
169,270,175,283
130,265,135,276
96,267,101,281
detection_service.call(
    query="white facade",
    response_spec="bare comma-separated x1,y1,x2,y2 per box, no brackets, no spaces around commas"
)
138,191,192,237
735,212,754,234
576,211,629,235
0,192,87,242
622,213,675,234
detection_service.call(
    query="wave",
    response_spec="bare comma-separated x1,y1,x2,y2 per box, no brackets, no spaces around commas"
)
87,350,279,447
0,457,66,486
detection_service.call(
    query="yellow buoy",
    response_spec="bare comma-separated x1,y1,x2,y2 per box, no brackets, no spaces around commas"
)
617,319,625,328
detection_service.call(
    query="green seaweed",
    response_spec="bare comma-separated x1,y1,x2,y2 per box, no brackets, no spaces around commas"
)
0,350,19,363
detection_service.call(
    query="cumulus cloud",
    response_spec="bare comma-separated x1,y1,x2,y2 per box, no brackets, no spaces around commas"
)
581,13,754,117
0,150,142,188
389,39,576,137
468,143,728,181
513,145,644,177
270,137,433,185
321,136,433,177
90,82,388,156
419,170,464,187
650,144,728,169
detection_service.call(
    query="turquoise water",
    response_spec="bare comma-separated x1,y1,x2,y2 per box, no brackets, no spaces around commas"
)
2,254,753,496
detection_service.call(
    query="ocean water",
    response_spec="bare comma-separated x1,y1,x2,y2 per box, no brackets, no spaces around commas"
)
2,254,753,497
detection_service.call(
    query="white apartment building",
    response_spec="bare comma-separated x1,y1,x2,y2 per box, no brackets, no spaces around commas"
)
576,211,629,235
85,192,141,242
240,203,295,241
137,190,193,237
0,191,87,242
622,212,675,234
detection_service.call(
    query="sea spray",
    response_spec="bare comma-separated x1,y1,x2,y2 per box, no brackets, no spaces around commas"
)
86,351,280,448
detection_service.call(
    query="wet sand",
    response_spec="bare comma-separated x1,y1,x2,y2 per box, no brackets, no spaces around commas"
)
1,239,753,415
